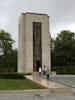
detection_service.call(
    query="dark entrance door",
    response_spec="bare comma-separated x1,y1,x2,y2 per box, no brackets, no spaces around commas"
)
36,60,41,71
33,22,42,71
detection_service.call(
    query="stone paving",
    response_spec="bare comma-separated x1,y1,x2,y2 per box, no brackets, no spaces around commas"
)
0,92,75,100
25,75,66,89
25,75,75,92
50,75,75,88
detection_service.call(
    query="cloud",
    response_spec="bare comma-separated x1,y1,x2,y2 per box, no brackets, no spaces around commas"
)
0,0,75,47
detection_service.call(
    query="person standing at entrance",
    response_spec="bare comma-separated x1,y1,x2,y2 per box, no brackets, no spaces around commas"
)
42,65,46,76
46,68,50,80
39,67,42,75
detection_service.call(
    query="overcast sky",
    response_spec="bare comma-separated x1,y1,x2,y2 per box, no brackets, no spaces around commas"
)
0,0,75,48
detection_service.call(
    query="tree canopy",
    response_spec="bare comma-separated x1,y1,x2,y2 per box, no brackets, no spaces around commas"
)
0,30,14,56
51,30,75,66
0,30,17,73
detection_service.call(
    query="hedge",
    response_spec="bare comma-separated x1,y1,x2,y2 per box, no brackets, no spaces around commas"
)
51,66,75,74
0,73,25,79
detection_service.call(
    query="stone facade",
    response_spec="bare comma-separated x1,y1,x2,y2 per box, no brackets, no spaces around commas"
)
18,12,51,73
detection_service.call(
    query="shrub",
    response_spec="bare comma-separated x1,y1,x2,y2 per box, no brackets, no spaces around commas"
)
0,73,25,79
52,66,75,75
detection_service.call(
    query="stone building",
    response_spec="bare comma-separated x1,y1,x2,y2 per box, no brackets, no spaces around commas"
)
18,12,51,73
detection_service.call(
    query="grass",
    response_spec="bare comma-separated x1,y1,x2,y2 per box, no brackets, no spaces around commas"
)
0,78,45,90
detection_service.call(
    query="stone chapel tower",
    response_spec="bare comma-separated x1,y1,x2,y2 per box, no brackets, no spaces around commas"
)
18,12,51,73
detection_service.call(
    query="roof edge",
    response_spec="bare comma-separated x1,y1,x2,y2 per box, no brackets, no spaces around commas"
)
22,12,49,17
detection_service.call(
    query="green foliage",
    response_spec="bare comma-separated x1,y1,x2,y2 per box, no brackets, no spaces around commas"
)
0,49,17,73
0,30,17,73
51,30,75,66
0,73,25,79
52,66,75,75
0,30,14,56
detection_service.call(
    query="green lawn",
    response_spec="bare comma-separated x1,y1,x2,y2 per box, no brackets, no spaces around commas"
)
0,78,45,90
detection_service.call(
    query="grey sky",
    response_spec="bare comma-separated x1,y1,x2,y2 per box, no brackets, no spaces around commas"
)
0,0,75,48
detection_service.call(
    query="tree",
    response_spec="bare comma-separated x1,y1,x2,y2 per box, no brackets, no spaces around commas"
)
4,49,17,72
0,30,17,73
0,49,17,73
51,30,75,66
0,30,14,56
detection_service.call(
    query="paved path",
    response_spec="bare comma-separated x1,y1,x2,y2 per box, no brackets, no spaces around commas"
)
0,91,75,100
25,75,73,93
50,75,75,88
25,75,65,89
